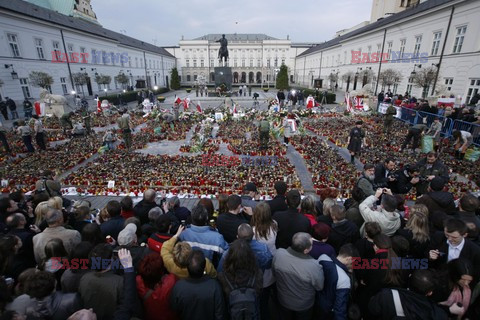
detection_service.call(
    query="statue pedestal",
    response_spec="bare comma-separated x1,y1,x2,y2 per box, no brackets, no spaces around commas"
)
214,67,232,90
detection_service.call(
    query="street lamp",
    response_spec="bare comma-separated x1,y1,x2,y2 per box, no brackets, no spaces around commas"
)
4,64,18,79
411,64,422,76
153,85,158,90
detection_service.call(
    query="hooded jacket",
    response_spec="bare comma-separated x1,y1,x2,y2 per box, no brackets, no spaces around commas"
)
328,220,360,253
359,196,401,237
416,191,457,215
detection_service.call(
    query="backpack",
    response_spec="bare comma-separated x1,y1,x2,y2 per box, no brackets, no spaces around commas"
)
147,233,172,253
224,275,258,320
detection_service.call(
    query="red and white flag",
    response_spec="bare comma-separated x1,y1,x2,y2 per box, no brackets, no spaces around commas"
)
345,93,353,112
233,104,237,114
174,97,182,105
306,96,315,109
196,101,202,113
183,98,190,111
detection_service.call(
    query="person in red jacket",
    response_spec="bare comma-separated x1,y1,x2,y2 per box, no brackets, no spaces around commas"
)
136,253,178,320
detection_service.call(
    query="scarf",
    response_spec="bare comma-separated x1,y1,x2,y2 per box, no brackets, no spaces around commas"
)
440,285,471,317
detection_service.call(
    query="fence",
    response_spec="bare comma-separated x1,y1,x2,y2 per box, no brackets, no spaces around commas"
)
394,107,480,146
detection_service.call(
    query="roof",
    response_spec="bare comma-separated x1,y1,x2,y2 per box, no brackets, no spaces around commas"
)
192,34,279,41
0,0,174,57
298,0,454,57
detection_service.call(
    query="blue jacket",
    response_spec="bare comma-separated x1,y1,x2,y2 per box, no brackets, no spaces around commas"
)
100,216,125,240
317,254,351,320
179,225,229,267
217,239,272,272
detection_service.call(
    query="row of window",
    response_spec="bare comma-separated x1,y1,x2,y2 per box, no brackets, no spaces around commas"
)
183,48,288,53
316,25,467,68
6,32,173,70
185,58,286,68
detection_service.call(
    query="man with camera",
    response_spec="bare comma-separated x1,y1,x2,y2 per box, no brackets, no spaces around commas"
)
390,164,422,195
374,158,396,189
415,152,449,195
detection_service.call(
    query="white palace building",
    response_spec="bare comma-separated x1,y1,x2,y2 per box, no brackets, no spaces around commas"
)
295,0,480,104
0,0,479,104
0,0,175,101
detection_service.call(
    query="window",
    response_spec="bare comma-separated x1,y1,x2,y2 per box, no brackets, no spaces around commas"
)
274,58,278,67
444,78,453,91
135,57,138,68
60,77,68,95
257,59,261,67
387,42,393,59
7,33,21,57
282,59,285,65
80,47,86,54
20,78,31,98
129,57,132,67
453,26,466,53
431,32,441,56
266,59,270,68
193,60,197,67
399,39,406,57
210,59,214,67
250,59,253,67
34,38,45,59
140,58,143,68
466,78,480,105
186,74,191,81
414,36,422,56
200,60,204,67
186,60,190,67
45,85,52,94
242,59,245,67
234,59,238,67
67,44,74,60
194,74,197,81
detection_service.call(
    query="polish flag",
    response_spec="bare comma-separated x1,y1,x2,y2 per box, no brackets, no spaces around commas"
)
196,101,202,113
233,104,237,114
306,96,315,109
174,97,182,105
97,99,102,113
183,98,190,111
345,92,353,112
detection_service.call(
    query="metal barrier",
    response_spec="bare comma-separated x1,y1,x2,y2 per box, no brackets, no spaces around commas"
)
451,120,480,147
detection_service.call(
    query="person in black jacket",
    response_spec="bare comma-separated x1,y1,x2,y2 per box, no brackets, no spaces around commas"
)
374,158,396,189
277,90,286,107
415,152,449,195
133,189,159,225
327,205,360,253
369,269,448,319
216,195,251,243
272,189,311,249
267,181,288,215
6,97,18,120
390,164,421,195
99,201,125,240
170,250,225,320
415,177,456,215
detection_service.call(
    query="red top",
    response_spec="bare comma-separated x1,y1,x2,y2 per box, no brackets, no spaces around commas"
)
121,210,134,220
136,274,179,320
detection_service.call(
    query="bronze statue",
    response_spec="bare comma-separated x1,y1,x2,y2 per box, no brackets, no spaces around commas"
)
216,34,228,65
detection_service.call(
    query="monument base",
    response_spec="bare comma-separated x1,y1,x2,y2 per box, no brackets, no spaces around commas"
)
46,104,66,118
214,67,232,90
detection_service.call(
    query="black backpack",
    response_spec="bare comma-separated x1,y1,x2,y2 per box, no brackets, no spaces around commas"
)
224,275,258,320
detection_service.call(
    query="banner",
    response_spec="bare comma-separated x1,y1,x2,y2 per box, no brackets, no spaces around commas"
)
437,98,455,107
378,103,401,118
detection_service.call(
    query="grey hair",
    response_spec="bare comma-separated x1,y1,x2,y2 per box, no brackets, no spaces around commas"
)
168,196,180,209
291,232,312,253
148,207,162,221
322,198,336,217
237,223,254,241
45,208,63,225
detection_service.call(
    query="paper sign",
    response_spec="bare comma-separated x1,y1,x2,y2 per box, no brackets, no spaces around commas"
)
215,112,223,121
107,181,115,188
1,180,8,187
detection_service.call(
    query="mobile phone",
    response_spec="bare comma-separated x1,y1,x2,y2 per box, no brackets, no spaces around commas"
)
181,220,186,227
437,251,446,257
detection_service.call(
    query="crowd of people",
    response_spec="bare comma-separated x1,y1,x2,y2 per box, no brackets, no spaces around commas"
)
0,167,480,319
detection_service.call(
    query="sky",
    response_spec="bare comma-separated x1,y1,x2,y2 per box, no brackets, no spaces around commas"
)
93,0,372,46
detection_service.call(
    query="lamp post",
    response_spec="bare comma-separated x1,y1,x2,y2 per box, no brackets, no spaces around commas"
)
308,70,314,89
4,64,18,79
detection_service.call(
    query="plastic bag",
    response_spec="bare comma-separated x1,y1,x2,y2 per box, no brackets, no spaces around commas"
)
465,148,480,162
421,135,433,153
98,145,108,154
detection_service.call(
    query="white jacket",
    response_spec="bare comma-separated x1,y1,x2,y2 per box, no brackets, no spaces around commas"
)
359,195,401,236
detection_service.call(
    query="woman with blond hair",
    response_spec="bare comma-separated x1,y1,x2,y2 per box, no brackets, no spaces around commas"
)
34,201,50,228
317,198,336,226
300,195,318,226
396,204,430,258
250,201,277,320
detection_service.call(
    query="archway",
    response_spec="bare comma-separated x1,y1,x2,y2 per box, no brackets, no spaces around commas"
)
210,72,215,82
256,72,262,84
241,72,246,83
248,72,254,83
233,72,239,83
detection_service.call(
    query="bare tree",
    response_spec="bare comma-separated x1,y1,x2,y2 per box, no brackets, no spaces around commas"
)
95,74,112,90
29,71,54,89
341,71,354,90
411,66,438,98
72,72,88,96
114,73,129,89
379,68,403,90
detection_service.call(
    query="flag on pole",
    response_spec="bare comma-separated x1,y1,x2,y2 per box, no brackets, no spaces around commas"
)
174,97,182,105
345,92,353,113
196,101,202,113
96,99,102,113
233,103,237,114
